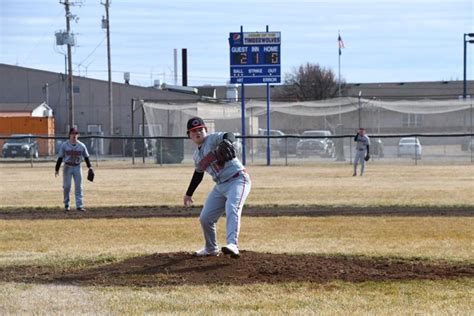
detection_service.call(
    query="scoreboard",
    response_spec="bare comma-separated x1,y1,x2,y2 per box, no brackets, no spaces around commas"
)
229,32,281,84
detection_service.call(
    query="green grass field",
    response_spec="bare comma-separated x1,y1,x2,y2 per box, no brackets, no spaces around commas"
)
1,162,473,207
0,163,473,314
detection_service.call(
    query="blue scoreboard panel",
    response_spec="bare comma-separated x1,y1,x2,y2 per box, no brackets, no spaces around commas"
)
229,32,281,84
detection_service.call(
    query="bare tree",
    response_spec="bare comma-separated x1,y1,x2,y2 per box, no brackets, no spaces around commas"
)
277,63,345,101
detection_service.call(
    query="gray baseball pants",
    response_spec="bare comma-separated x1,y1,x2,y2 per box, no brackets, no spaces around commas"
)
199,171,251,252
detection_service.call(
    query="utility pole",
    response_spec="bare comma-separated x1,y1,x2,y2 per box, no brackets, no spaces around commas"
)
60,0,75,128
102,0,113,136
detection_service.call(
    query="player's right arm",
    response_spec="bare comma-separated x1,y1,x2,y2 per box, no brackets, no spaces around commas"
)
54,158,63,177
183,170,204,207
55,143,65,177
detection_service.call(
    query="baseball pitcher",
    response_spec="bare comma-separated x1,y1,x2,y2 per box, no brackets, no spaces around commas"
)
183,117,251,258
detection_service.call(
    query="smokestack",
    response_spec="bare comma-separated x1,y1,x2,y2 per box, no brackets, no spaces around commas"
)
182,48,187,86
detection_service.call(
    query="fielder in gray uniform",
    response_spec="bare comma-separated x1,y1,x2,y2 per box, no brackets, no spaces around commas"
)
183,117,251,258
353,128,370,176
55,127,93,212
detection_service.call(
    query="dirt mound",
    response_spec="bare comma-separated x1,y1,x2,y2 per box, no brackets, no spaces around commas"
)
1,205,472,220
1,252,472,287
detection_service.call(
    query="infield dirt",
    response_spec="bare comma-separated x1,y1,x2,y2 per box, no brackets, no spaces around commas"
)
0,205,472,220
0,205,473,287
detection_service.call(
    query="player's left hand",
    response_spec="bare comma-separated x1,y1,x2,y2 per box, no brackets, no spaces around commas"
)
55,171,59,177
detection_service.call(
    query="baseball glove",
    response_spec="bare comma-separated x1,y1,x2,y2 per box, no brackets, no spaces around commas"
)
364,154,370,161
214,139,236,164
87,168,95,182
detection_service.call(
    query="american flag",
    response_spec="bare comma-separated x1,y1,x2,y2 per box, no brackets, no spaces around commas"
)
338,34,345,55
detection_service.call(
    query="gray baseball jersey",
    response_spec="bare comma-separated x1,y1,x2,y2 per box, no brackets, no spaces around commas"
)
355,134,370,151
192,132,244,184
58,140,90,165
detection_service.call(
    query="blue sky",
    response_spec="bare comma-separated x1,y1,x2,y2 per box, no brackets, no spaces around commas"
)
1,0,473,86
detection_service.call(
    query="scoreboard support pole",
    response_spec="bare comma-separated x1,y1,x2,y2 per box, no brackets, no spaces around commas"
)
266,25,271,166
241,82,246,165
240,26,247,166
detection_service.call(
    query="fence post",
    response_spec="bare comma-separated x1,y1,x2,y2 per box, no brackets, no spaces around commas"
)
159,138,163,167
285,137,288,166
471,135,473,163
250,135,254,164
415,136,418,166
349,137,353,165
142,137,146,164
95,136,99,167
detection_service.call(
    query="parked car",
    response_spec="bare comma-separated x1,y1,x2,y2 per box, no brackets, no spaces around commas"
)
124,139,154,157
296,130,335,158
2,134,39,158
278,135,300,157
371,138,385,157
80,137,100,155
257,128,285,153
398,137,422,157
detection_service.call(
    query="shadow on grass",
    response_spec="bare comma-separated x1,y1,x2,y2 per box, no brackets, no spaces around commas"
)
1,251,472,287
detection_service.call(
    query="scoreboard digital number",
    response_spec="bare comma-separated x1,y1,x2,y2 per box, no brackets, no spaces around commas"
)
231,51,280,65
229,32,281,84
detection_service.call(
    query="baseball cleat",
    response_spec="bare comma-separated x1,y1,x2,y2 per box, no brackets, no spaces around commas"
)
64,206,70,213
222,244,240,258
193,248,220,257
77,208,86,212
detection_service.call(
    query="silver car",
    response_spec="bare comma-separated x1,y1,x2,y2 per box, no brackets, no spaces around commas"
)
398,137,422,157
296,130,335,158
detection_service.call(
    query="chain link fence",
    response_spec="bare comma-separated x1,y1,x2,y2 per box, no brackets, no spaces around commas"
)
1,133,472,167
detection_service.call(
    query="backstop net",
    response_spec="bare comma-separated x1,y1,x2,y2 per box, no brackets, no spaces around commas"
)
141,97,473,165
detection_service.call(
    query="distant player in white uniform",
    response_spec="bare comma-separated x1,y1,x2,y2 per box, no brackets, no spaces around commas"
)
183,117,251,258
353,128,370,176
55,127,93,212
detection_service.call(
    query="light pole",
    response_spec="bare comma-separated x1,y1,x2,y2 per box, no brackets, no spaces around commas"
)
463,33,474,99
358,90,362,128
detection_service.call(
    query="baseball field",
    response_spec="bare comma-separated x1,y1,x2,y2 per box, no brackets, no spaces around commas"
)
0,162,473,314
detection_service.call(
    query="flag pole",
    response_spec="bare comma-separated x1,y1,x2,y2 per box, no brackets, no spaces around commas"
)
336,31,346,162
338,30,342,124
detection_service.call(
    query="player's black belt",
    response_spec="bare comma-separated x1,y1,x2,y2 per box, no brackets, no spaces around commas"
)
65,162,80,166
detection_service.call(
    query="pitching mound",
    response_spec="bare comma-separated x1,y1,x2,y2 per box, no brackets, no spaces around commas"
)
1,251,472,287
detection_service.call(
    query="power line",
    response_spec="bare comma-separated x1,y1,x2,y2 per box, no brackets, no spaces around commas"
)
74,36,106,72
